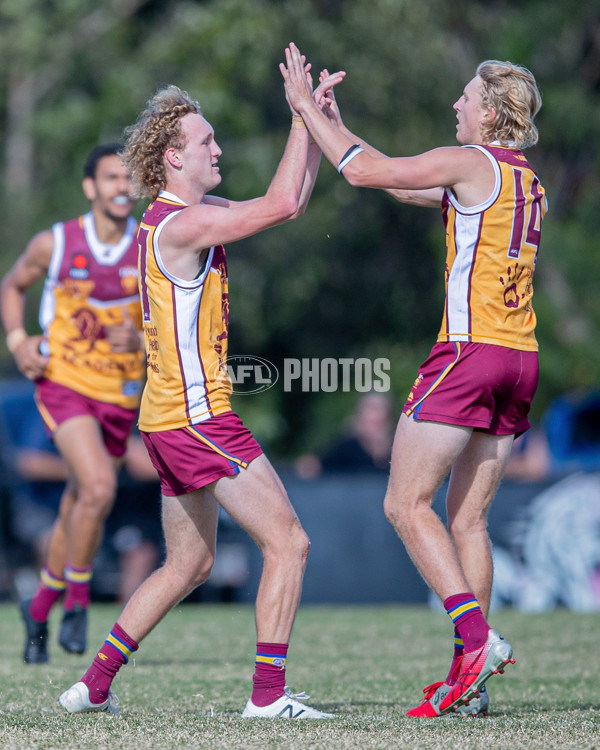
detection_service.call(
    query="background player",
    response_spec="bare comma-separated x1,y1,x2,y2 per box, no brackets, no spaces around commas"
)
281,44,546,716
1,144,145,663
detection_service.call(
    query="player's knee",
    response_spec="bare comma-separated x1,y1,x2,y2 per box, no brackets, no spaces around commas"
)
294,526,311,567
78,475,117,517
263,521,309,567
160,551,215,595
283,520,310,561
192,553,215,587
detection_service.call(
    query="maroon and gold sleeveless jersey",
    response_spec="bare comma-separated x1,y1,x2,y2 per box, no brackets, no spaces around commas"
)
39,213,144,409
438,144,547,351
137,191,232,432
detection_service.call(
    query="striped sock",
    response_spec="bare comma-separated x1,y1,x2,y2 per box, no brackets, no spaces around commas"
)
251,642,288,707
64,564,93,610
443,592,489,652
29,567,66,622
81,623,139,705
445,630,464,685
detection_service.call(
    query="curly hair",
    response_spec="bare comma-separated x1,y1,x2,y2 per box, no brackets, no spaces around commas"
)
476,60,542,149
121,85,202,199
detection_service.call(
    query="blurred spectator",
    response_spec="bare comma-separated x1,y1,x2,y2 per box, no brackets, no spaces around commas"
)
503,427,552,483
295,392,395,478
543,390,600,473
505,390,600,483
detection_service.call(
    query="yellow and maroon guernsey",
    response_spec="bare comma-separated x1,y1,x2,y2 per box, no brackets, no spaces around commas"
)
137,191,233,432
39,213,144,409
438,144,547,351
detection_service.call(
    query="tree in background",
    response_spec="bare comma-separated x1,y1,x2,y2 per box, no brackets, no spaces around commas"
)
0,0,598,457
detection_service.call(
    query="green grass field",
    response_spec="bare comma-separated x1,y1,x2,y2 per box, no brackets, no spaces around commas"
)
1,602,598,749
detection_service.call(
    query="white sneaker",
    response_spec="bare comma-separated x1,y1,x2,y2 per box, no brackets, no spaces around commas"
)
241,687,334,719
58,681,120,715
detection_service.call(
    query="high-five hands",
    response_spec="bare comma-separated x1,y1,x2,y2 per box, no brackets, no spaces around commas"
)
280,43,346,119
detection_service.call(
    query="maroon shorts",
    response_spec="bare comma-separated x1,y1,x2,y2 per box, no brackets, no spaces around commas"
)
141,411,263,497
35,378,138,457
402,342,539,437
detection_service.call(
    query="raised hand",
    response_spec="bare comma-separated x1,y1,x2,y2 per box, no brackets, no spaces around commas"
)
280,43,316,114
284,54,314,114
314,68,346,124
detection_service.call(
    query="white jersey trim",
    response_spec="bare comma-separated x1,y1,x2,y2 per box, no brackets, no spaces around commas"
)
444,145,501,215
83,212,137,265
152,207,215,290
38,223,65,335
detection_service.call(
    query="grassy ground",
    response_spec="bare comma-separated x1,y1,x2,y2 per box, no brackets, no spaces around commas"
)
0,602,598,749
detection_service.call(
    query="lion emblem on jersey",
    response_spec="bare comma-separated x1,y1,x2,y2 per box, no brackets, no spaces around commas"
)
66,308,104,352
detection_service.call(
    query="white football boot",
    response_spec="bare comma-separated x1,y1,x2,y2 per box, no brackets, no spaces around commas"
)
59,681,120,715
242,687,334,719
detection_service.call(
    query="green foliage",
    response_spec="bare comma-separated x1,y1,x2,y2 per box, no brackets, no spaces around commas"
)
0,0,598,456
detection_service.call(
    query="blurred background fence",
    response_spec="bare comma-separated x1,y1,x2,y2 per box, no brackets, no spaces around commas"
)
2,375,599,611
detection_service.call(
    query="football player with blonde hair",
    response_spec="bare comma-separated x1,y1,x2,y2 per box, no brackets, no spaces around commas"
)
282,46,547,717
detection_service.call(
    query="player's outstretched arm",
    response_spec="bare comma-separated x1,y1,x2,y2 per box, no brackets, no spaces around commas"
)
162,68,329,257
283,44,460,207
292,69,347,218
315,68,443,208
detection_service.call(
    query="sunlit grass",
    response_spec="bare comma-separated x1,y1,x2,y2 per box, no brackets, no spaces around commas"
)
1,603,599,749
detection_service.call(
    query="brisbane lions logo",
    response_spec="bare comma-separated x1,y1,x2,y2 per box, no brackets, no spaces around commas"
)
66,308,104,352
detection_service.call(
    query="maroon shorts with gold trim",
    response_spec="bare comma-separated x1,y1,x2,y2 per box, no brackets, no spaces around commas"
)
35,378,138,457
141,411,263,496
402,342,539,437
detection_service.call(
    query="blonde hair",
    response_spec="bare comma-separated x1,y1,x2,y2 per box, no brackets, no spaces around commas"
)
476,60,542,149
122,85,202,199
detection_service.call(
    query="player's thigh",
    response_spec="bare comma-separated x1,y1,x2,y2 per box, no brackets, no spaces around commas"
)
446,431,514,523
53,414,115,486
162,488,219,569
209,453,302,549
387,414,473,507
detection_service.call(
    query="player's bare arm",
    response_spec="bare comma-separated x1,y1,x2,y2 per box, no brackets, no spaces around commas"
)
283,45,495,208
1,230,53,379
342,147,495,204
202,70,343,222
315,68,444,208
157,70,346,281
162,143,312,268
